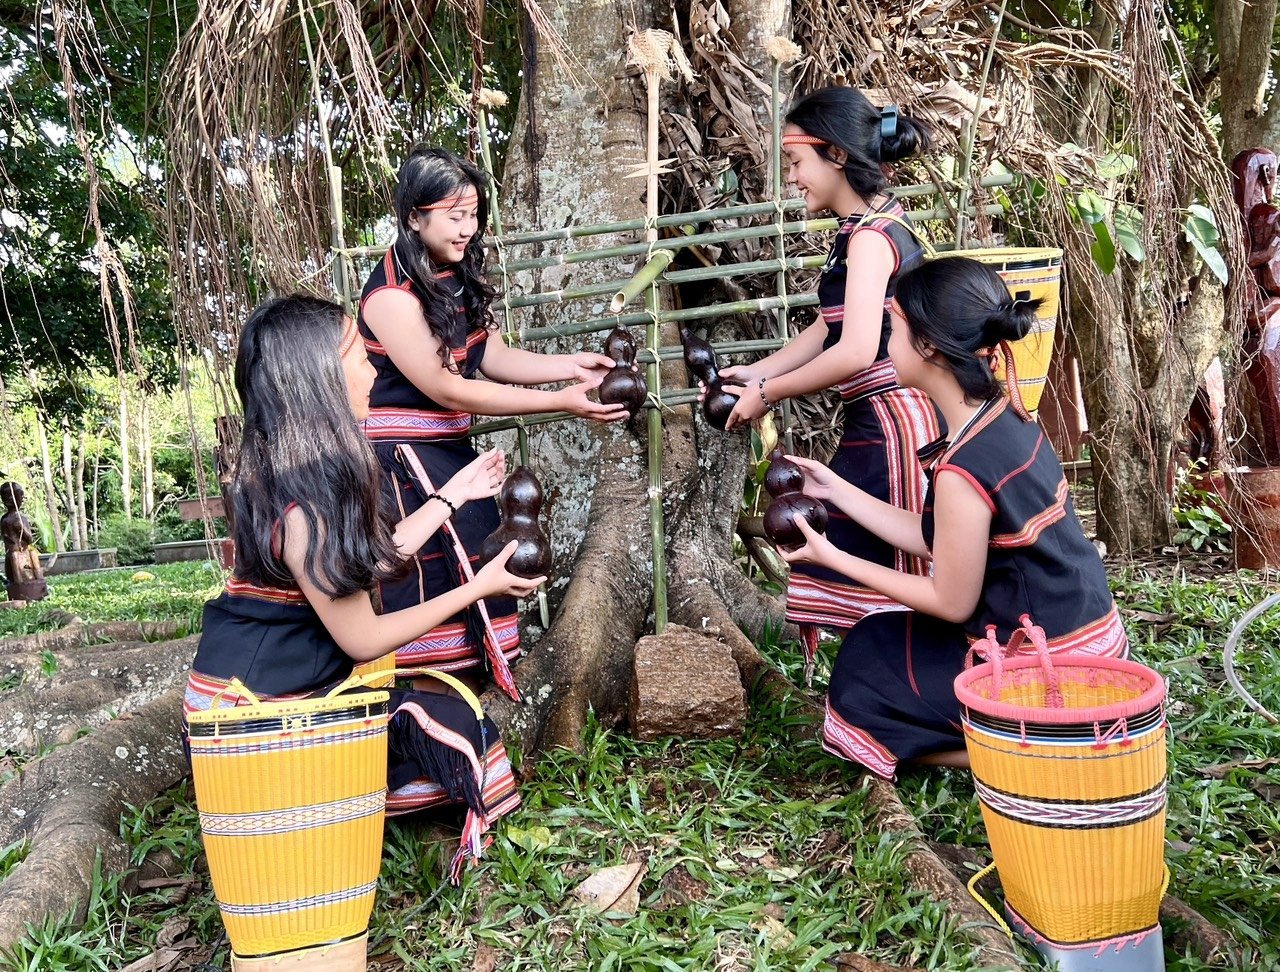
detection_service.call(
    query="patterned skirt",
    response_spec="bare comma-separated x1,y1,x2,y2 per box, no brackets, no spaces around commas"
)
786,378,940,652
372,436,521,673
822,606,1130,780
183,670,521,879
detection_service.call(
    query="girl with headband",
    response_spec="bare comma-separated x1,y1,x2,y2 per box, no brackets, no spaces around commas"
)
776,258,1127,776
358,146,629,688
716,86,941,678
185,295,543,873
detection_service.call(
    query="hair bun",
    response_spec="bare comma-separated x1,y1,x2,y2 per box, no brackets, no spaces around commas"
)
986,296,1041,343
878,114,931,163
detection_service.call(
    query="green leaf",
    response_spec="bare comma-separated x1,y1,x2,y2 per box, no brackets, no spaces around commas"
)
1188,233,1230,285
1089,221,1117,274
1115,204,1146,262
1097,152,1137,179
1076,189,1109,225
1184,207,1221,246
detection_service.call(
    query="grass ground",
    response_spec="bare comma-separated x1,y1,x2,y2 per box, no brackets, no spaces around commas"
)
0,561,221,640
0,560,1276,970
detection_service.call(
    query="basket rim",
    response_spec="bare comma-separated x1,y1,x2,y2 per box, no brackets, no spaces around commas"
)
954,655,1165,724
938,246,1064,265
186,689,390,727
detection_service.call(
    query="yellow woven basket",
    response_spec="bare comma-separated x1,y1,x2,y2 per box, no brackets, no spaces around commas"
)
862,214,1062,415
941,247,1062,415
187,680,389,961
953,622,1167,966
351,652,395,689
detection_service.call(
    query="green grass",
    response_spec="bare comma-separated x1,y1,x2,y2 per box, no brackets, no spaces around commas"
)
0,563,1276,969
0,561,223,640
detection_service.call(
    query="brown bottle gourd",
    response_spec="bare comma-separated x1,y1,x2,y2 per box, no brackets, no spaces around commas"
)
480,466,552,578
678,324,740,431
762,450,829,549
597,325,648,418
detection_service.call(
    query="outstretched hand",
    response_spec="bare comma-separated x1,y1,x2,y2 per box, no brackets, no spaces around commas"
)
443,448,506,506
775,516,839,570
782,454,844,503
474,540,547,599
570,351,629,382
560,375,631,422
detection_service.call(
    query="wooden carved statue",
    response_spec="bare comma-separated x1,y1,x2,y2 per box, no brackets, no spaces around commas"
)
1,482,49,603
1232,148,1280,465
597,325,648,418
679,324,741,431
762,450,829,549
481,467,552,579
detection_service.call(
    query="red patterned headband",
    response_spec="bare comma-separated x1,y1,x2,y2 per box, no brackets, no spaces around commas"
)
781,134,827,147
415,187,480,212
338,316,360,357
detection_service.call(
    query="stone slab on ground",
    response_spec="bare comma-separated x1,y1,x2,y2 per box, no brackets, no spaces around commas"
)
153,539,228,564
630,623,747,741
39,549,117,575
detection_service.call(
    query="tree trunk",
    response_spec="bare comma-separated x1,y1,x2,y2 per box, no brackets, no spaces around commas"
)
74,429,87,550
119,380,132,520
60,420,81,552
141,394,155,520
91,428,103,544
36,414,64,553
1215,0,1280,160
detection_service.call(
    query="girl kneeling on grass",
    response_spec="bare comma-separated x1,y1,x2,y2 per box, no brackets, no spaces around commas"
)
183,294,544,875
777,257,1127,779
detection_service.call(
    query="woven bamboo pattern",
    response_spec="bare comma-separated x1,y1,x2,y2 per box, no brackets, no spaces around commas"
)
187,687,389,958
351,652,395,689
954,645,1167,950
938,247,1062,415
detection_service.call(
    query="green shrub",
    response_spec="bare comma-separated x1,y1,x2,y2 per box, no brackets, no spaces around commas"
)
96,516,154,565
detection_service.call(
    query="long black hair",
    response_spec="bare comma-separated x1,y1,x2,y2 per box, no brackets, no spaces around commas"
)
785,86,930,199
894,257,1041,403
232,294,403,597
392,146,497,370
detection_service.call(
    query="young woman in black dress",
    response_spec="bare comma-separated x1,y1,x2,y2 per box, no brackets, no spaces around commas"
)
185,295,543,875
778,258,1127,778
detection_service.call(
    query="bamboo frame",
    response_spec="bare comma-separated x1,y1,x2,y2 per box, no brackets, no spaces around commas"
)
316,60,1021,647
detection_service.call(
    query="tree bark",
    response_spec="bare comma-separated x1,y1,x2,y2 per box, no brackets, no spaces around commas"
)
1216,0,1280,161
60,420,81,551
36,413,64,553
119,380,132,520
75,428,88,550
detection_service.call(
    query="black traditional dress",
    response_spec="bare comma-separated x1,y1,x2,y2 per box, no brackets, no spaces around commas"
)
183,561,520,875
822,396,1128,779
358,249,520,678
785,200,941,669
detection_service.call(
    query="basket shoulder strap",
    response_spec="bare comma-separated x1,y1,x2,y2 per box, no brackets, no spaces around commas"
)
855,210,938,259
328,665,486,721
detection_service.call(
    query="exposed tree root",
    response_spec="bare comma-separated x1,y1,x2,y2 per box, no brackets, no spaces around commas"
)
0,686,187,949
0,620,190,655
0,638,194,753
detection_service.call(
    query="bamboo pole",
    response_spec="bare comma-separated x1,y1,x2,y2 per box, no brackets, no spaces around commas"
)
332,189,1015,261
771,55,796,453
646,283,668,633
497,203,1001,273
610,249,676,313
510,292,820,344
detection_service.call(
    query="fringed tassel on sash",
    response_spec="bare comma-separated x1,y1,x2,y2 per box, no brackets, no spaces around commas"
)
394,445,521,701
801,624,820,687
386,695,493,884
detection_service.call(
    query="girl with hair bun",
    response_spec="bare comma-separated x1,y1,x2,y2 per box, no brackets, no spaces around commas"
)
776,257,1127,777
710,86,941,672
